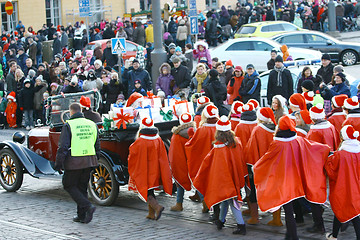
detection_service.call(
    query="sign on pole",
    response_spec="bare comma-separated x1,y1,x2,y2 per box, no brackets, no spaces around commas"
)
111,38,126,54
79,0,91,17
5,1,13,15
190,16,199,35
189,0,197,10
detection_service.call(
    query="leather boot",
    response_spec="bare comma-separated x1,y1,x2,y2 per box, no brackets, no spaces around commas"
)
242,197,251,216
148,195,164,220
170,202,183,211
267,209,283,226
247,202,259,225
146,203,155,220
233,224,246,235
189,191,201,202
209,204,220,221
202,201,209,213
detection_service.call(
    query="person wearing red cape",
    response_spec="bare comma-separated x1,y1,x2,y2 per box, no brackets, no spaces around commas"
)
342,96,360,141
169,113,195,212
127,117,173,220
254,115,331,240
229,101,243,131
193,116,247,235
327,94,348,134
325,125,360,240
234,102,257,148
193,96,211,128
294,110,313,138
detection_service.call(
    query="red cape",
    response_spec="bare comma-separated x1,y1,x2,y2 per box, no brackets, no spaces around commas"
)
230,118,241,131
193,142,246,208
328,113,346,135
343,115,360,141
244,124,274,166
128,135,173,201
185,124,216,181
234,121,257,148
325,143,360,223
307,122,340,151
295,127,308,138
194,115,201,129
169,133,192,191
254,136,330,212
5,101,17,128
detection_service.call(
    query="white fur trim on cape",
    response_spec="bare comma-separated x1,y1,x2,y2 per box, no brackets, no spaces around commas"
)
310,121,332,130
331,111,346,116
202,123,216,127
295,127,308,136
139,134,160,140
339,139,360,153
231,117,241,122
347,113,360,118
273,135,297,142
259,123,275,133
240,120,257,125
213,143,226,148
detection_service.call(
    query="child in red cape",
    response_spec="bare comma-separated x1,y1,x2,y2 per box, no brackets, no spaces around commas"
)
295,110,313,137
229,101,243,131
5,92,17,128
254,115,331,240
244,107,280,226
326,94,348,134
234,102,257,148
185,104,218,213
193,116,247,235
127,117,173,220
169,113,195,211
193,96,211,128
342,96,360,140
325,125,360,240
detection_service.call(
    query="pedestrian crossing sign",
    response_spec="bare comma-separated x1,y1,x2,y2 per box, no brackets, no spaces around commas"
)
111,38,126,54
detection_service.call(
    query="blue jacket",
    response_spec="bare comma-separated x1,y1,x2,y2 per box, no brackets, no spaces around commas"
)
321,82,351,100
239,70,261,103
122,67,152,98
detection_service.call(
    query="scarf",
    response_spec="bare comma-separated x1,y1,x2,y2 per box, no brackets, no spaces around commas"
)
195,72,208,93
274,65,285,87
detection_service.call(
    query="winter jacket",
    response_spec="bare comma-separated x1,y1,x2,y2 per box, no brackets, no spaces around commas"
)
189,74,209,95
320,82,351,100
171,64,191,90
176,23,188,41
239,70,261,103
83,109,102,124
102,47,118,68
17,53,28,73
193,46,212,65
145,25,154,43
123,67,152,97
28,42,37,64
156,67,174,97
184,50,194,73
227,75,244,104
168,20,178,34
52,38,61,57
33,82,48,110
62,84,83,94
0,97,7,112
102,28,115,39
101,79,123,110
133,26,146,46
5,71,16,92
204,77,229,116
19,86,37,110
267,67,293,105
297,75,316,93
316,63,334,85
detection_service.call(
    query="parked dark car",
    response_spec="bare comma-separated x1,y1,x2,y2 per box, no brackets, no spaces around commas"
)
271,31,360,66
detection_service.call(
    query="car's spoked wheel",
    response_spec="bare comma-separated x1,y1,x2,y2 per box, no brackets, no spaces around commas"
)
89,157,119,206
342,50,358,66
0,148,23,192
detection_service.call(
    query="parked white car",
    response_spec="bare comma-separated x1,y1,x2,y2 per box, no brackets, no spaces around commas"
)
210,38,323,72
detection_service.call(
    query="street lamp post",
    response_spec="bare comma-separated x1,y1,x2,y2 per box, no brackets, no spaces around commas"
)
327,0,340,37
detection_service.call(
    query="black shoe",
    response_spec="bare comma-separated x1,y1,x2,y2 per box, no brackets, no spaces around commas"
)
232,224,246,235
306,224,325,234
209,213,219,222
72,215,85,223
83,206,96,224
214,219,225,230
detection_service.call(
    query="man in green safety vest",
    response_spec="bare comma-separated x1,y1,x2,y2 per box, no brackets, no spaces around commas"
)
55,102,100,224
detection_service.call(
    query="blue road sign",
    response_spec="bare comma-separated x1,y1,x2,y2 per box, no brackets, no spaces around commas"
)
188,9,197,17
189,0,197,9
190,16,198,35
111,38,126,54
79,0,90,17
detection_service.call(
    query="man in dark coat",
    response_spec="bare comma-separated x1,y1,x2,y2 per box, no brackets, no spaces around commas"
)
316,53,334,87
239,64,261,103
52,32,62,59
28,37,37,65
101,40,118,68
80,96,102,124
62,76,83,93
133,22,146,46
102,25,115,39
170,57,191,95
17,47,28,73
6,61,17,93
123,58,152,98
267,49,277,70
267,55,293,105
204,69,229,116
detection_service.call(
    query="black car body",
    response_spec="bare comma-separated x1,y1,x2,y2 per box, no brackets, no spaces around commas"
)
271,31,360,66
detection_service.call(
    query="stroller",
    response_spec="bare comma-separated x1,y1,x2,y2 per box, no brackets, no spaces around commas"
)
343,16,357,32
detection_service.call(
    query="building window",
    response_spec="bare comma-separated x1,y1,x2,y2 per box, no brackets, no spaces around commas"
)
206,0,217,9
174,0,186,7
1,2,18,32
45,0,61,26
139,0,151,11
90,0,102,23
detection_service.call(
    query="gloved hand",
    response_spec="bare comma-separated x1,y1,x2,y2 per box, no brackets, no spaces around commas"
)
20,107,23,111
230,78,235,87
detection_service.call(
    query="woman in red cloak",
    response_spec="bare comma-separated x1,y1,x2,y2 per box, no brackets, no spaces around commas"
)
253,115,330,240
234,102,257,147
127,117,173,220
327,94,348,134
325,125,360,240
229,101,243,131
295,110,313,137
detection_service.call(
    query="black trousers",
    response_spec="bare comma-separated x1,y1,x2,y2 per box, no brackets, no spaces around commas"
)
283,201,299,240
62,168,92,218
333,216,360,239
248,165,257,203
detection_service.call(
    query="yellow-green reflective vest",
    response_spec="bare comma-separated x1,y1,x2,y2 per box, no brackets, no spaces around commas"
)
67,118,97,156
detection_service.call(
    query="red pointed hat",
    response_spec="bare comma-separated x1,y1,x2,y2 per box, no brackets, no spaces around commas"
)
343,96,359,110
278,115,296,132
179,112,192,125
299,110,313,125
257,107,276,125
341,125,359,140
7,91,16,101
216,115,231,131
79,96,91,110
303,91,314,104
141,117,154,128
289,93,306,110
241,103,254,112
310,103,325,119
331,94,348,108
247,99,259,109
197,96,210,105
126,92,143,107
225,60,233,66
231,101,244,114
204,104,219,118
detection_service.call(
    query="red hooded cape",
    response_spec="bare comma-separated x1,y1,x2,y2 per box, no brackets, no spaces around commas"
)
342,115,360,141
128,134,173,201
234,121,257,148
328,113,346,134
185,124,216,181
245,124,275,166
307,121,340,151
230,117,241,131
193,142,247,209
325,141,360,223
254,136,330,212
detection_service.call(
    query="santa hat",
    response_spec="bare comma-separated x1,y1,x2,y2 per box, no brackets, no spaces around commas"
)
341,125,359,140
257,107,276,125
331,94,348,108
278,115,296,132
299,110,313,124
197,96,210,106
126,92,143,107
7,91,16,101
303,91,314,104
247,99,259,110
179,113,192,125
2,37,6,41
203,104,219,118
225,60,233,67
216,115,231,131
310,103,325,120
289,93,306,110
343,96,359,110
141,117,154,128
241,103,255,112
79,96,91,110
231,101,243,114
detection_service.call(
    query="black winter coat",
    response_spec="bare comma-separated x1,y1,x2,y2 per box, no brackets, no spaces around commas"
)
316,63,334,85
267,68,293,105
101,79,123,110
52,38,61,57
102,48,118,68
102,28,115,39
62,84,83,94
239,71,261,103
171,65,191,89
19,85,42,110
122,67,152,97
204,77,229,116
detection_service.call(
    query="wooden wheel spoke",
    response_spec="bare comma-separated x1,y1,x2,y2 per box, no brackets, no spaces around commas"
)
104,187,109,196
105,184,112,190
102,189,106,199
94,185,100,192
92,173,99,179
105,180,112,183
92,181,97,184
95,168,100,176
99,188,103,198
